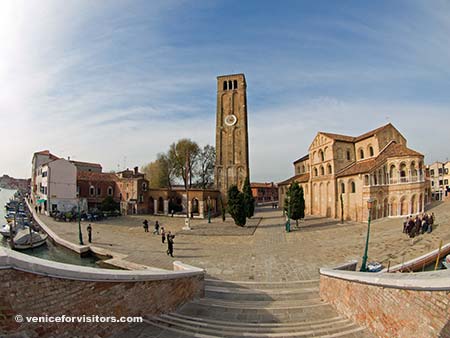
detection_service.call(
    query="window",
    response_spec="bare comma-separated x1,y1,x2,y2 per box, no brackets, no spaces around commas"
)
97,187,101,196
341,182,345,193
430,169,435,176
445,168,449,174
89,186,95,196
350,181,356,193
228,80,232,89
107,186,113,196
432,181,434,186
346,150,351,161
142,182,147,191
445,179,449,185
438,168,443,175
320,166,324,175
223,81,227,90
364,175,369,186
369,146,374,157
42,171,48,177
319,150,324,161
314,168,318,177
359,149,364,160
139,194,144,203
233,79,238,89
327,164,332,174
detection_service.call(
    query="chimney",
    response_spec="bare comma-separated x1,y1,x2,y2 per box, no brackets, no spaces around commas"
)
134,166,138,175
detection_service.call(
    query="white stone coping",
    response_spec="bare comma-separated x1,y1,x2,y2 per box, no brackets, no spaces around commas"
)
0,247,204,282
320,264,450,291
25,199,90,254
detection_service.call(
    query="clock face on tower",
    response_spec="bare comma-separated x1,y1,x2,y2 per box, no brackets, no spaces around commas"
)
224,114,237,126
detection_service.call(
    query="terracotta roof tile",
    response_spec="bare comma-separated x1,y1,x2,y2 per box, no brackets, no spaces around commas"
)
251,182,277,188
320,132,355,143
293,154,309,164
278,173,310,186
319,123,394,143
77,171,118,181
71,160,102,168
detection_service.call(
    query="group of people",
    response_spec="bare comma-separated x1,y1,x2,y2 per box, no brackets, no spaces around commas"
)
143,219,175,257
403,213,435,238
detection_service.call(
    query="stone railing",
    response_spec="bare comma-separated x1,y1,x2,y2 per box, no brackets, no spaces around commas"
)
0,247,205,337
320,265,450,338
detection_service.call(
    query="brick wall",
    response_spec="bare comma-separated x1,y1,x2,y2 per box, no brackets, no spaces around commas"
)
320,275,450,338
0,268,203,337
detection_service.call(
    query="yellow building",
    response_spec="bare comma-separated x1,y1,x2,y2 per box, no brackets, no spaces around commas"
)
279,123,431,222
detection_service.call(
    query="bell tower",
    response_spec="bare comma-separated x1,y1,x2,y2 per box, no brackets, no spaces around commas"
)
214,73,250,198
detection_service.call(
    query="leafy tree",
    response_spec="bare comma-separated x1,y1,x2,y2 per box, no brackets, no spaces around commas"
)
100,196,120,212
242,177,255,218
141,153,174,189
227,185,246,226
168,139,200,189
195,145,216,188
286,182,305,226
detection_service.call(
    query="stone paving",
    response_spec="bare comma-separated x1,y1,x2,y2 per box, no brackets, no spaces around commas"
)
37,201,450,282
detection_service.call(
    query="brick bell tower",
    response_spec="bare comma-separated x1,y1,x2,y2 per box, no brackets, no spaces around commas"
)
214,73,250,200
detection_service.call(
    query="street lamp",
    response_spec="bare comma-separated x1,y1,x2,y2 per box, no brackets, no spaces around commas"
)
285,195,291,232
360,198,374,272
207,196,211,224
77,195,84,245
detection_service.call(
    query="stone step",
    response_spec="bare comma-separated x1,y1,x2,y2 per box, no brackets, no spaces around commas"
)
193,297,325,310
144,316,367,338
205,285,319,301
157,313,352,333
168,312,345,328
177,301,340,322
205,278,319,290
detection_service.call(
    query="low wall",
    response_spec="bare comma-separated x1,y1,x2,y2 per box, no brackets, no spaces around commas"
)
0,247,204,337
320,267,450,338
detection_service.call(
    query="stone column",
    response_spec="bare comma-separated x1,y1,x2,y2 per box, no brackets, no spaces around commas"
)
163,200,169,215
154,200,158,214
199,200,205,218
397,202,401,216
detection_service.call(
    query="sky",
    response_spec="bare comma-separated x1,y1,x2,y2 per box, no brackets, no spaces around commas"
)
1,0,450,182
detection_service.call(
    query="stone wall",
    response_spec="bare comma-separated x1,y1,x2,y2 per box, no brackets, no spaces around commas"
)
0,248,204,337
320,270,450,338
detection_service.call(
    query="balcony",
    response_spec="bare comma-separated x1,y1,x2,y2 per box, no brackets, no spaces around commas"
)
364,175,425,188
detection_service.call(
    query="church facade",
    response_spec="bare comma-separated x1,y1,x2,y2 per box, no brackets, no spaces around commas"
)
278,123,431,222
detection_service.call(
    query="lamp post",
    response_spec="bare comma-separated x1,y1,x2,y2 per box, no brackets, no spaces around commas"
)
207,196,211,224
360,198,374,272
77,196,84,245
285,194,291,233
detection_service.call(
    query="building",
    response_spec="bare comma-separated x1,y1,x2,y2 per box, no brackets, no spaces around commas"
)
278,123,430,222
34,158,78,213
251,182,278,205
214,73,250,199
428,161,450,201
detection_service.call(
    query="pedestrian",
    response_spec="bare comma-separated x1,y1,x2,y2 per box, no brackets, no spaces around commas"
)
161,227,166,244
403,217,409,233
35,205,38,213
166,231,175,257
87,223,92,243
171,209,174,217
38,205,42,214
153,220,160,235
143,219,149,232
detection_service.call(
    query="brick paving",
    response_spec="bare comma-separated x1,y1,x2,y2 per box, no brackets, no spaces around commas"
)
37,201,450,282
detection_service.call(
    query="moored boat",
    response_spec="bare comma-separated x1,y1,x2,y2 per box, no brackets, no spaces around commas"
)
11,228,48,250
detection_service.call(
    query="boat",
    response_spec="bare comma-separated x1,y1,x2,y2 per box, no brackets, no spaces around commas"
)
442,255,450,269
0,224,16,238
367,262,383,272
11,228,48,250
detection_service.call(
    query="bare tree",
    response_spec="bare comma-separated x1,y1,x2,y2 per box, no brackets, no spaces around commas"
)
195,145,215,189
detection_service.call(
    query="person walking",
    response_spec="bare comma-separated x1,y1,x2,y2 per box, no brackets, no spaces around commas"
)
166,231,174,257
153,220,160,235
143,219,149,232
87,224,92,243
161,227,166,244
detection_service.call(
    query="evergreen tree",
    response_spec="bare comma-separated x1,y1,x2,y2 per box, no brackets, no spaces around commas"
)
227,185,246,226
242,177,255,218
287,182,305,226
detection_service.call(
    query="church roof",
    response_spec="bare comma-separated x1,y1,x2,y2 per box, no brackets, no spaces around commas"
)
336,141,423,178
319,123,395,143
278,173,310,186
77,171,118,182
293,154,309,164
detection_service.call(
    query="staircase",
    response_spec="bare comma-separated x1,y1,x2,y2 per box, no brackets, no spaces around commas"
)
120,278,375,338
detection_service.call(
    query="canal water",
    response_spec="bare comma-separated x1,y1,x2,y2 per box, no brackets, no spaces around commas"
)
1,188,103,268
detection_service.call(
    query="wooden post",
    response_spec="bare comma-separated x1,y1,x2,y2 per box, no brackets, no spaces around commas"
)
435,240,443,271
